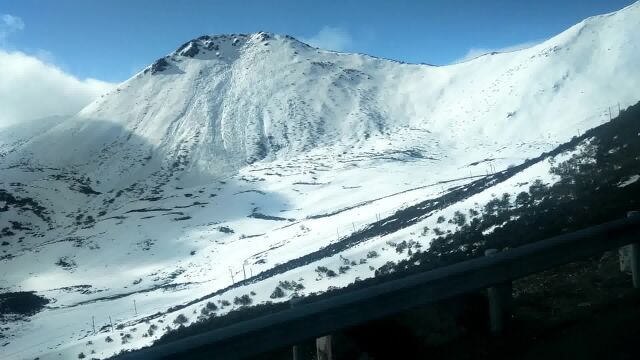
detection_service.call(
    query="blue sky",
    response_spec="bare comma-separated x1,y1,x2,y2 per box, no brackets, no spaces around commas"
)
1,0,636,83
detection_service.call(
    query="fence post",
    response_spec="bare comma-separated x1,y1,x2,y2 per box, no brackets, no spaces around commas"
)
229,267,235,284
243,261,247,280
316,335,333,360
485,249,512,335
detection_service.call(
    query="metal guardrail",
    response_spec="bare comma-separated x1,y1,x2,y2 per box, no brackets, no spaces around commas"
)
115,212,640,360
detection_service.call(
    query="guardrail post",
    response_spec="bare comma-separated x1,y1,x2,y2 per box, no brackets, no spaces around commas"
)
316,335,333,360
620,212,640,286
631,243,640,289
290,298,302,360
619,245,631,273
485,249,512,335
625,211,640,288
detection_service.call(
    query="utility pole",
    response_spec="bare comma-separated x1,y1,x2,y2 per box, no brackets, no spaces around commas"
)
109,316,114,332
133,300,137,315
92,316,96,335
229,267,235,284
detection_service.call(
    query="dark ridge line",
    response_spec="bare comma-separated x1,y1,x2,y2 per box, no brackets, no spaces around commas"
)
174,201,209,209
307,174,486,220
49,281,205,310
125,208,172,214
233,190,266,195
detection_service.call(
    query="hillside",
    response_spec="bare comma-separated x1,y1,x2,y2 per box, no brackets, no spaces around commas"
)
151,99,640,356
1,2,640,359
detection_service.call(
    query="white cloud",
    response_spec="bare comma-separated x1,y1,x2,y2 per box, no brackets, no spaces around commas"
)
0,14,25,44
300,26,353,52
0,50,116,127
0,14,116,127
454,40,541,64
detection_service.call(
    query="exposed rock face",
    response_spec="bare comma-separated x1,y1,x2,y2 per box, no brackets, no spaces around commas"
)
148,57,169,74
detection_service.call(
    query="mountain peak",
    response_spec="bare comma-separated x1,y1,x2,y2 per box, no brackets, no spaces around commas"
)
143,32,303,75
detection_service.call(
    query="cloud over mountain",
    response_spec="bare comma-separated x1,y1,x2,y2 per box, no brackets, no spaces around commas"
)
0,50,115,127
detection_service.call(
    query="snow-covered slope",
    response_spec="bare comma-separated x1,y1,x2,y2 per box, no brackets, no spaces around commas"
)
1,2,640,359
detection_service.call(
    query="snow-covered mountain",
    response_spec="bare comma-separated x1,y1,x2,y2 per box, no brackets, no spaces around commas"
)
1,2,640,359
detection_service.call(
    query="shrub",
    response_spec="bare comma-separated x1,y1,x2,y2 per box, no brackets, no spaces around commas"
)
366,250,379,258
450,211,467,226
375,262,396,276
173,314,188,325
105,336,113,343
278,280,304,291
121,333,132,344
421,226,430,236
55,256,76,270
233,294,252,306
395,241,409,253
270,286,285,299
147,324,158,336
218,226,234,233
515,191,531,207
78,352,86,359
